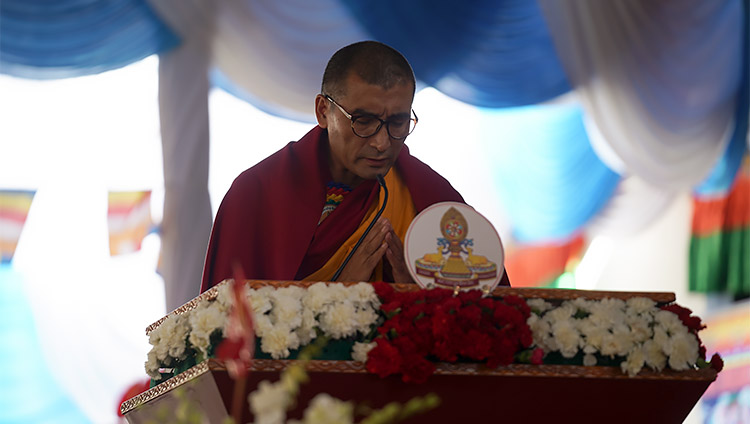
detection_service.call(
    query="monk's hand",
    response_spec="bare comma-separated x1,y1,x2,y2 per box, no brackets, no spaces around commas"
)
385,227,414,284
336,217,389,282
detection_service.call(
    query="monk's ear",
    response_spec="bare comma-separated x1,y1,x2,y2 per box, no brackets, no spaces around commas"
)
314,94,329,129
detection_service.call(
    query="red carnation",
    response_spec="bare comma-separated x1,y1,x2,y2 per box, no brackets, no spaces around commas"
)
457,289,482,304
710,353,724,372
373,281,395,302
531,348,545,365
366,339,402,378
401,354,435,384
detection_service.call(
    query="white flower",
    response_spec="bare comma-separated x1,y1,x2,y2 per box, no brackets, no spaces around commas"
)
625,297,656,315
261,324,300,359
666,333,700,371
149,313,190,362
621,345,646,376
145,350,161,380
300,393,354,424
583,353,597,366
655,310,688,336
626,314,653,344
248,380,291,424
303,282,332,311
270,290,303,328
188,302,226,356
324,284,349,303
579,324,608,355
550,319,581,358
545,302,576,323
610,323,635,356
350,282,380,308
652,325,670,349
352,342,376,363
249,287,274,315
527,314,551,350
295,308,318,346
214,282,235,311
570,297,593,314
254,313,273,337
526,298,553,314
318,301,358,339
352,307,378,334
642,339,667,372
598,324,634,358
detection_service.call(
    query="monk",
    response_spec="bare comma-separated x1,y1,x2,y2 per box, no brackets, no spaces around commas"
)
200,41,510,292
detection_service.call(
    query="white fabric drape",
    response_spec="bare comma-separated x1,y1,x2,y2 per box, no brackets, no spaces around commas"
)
145,0,367,308
212,0,368,120
585,175,679,238
539,0,743,189
150,1,215,310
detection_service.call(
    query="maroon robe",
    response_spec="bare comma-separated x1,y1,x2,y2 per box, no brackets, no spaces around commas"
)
200,126,509,292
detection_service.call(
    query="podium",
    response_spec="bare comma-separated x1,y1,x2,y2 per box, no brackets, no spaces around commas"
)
122,282,718,423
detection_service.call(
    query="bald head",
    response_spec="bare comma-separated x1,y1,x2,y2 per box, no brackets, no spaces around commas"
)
321,41,416,99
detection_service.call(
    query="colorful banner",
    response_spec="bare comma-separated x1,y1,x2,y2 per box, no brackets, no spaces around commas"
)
690,156,750,296
505,234,585,288
107,191,152,256
700,300,750,422
0,190,36,264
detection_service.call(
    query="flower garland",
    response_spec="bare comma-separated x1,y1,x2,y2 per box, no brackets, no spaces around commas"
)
364,282,539,384
145,281,722,383
526,297,722,376
145,281,380,380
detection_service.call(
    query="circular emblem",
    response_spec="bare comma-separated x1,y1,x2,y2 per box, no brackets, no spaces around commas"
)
404,202,505,292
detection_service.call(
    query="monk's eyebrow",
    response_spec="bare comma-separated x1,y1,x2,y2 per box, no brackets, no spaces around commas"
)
351,108,411,120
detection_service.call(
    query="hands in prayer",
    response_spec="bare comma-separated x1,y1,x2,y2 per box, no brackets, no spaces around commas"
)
336,217,414,283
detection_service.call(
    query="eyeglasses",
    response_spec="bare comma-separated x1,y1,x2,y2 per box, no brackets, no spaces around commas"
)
324,95,418,140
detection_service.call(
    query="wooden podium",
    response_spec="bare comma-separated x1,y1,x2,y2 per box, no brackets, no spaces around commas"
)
121,283,718,424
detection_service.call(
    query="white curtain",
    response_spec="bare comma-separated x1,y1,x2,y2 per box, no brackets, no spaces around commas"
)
540,0,743,189
148,1,215,310
146,0,368,308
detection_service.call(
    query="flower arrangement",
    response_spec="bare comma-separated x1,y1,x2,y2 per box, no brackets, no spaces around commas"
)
145,280,722,384
364,282,540,383
527,296,723,376
145,282,380,380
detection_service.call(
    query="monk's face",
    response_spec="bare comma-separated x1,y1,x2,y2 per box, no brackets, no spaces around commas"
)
316,72,414,187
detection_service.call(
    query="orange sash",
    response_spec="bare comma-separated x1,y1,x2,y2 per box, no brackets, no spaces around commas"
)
303,168,416,282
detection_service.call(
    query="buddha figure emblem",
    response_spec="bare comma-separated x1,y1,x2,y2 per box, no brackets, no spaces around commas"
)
414,207,497,288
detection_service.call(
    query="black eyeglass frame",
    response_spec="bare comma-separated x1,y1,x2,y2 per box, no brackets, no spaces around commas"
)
324,94,418,140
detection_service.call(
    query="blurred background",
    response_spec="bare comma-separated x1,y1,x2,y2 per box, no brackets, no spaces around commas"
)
0,1,748,423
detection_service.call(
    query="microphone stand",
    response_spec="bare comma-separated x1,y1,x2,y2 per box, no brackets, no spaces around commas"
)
331,174,389,281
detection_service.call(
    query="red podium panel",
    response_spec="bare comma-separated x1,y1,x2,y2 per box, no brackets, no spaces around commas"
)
123,358,716,424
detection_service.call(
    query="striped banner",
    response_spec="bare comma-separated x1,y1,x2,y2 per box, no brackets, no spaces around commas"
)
505,234,585,288
690,156,750,296
107,191,153,256
0,190,36,264
700,300,750,404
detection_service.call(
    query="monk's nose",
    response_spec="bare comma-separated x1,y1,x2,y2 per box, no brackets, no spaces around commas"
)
370,127,391,152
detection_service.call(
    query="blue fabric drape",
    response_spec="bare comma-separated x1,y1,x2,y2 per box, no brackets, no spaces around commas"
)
0,266,90,423
480,105,620,243
694,1,749,197
0,0,180,79
339,0,571,108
